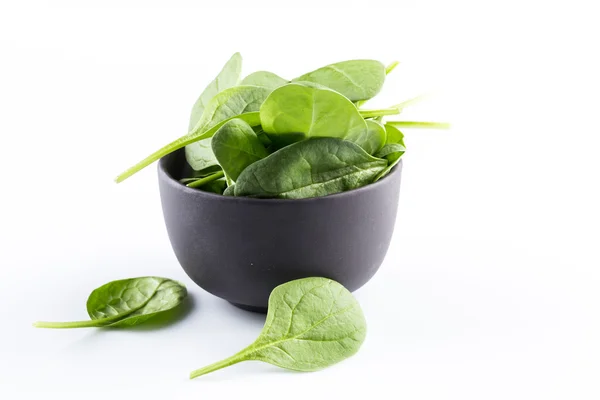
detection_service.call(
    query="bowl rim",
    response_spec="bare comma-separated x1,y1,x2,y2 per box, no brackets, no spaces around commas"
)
158,152,402,204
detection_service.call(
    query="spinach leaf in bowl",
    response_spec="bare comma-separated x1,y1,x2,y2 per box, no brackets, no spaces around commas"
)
259,82,368,148
211,118,269,181
292,59,386,101
234,137,388,199
241,70,288,89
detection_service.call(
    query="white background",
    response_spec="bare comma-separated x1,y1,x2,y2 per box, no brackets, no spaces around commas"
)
1,1,599,399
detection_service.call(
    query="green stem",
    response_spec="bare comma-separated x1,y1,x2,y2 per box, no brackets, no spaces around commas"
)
186,171,225,188
114,112,261,183
359,108,401,119
189,352,246,379
385,61,400,75
392,93,434,110
386,121,451,129
33,320,106,329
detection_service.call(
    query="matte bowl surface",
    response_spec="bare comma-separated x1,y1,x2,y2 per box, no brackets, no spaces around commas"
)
158,150,402,312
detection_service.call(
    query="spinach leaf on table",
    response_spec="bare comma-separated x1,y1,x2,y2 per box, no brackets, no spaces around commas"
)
190,277,366,379
241,71,288,90
260,83,368,148
234,137,387,199
34,277,187,329
212,118,269,181
292,59,386,101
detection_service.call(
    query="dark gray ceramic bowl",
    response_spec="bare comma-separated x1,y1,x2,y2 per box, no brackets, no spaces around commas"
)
158,149,402,312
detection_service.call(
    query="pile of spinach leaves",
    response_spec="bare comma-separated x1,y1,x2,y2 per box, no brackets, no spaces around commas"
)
116,53,448,199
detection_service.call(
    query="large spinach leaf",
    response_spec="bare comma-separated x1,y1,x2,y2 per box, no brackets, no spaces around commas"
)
292,59,385,101
260,83,368,148
190,277,366,379
234,137,387,199
34,277,187,329
212,118,269,181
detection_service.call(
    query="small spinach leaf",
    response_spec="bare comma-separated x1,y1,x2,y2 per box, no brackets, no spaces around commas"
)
34,277,187,329
260,83,367,148
223,184,236,196
234,137,387,199
212,118,269,181
384,122,405,145
241,71,288,90
199,178,228,194
361,120,387,155
292,59,385,101
190,277,366,378
185,137,220,171
373,124,405,181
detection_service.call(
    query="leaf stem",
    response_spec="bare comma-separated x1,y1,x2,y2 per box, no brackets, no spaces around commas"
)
392,93,435,110
189,352,246,379
114,112,261,183
385,61,400,75
386,121,451,129
186,171,225,188
33,320,106,329
359,108,401,119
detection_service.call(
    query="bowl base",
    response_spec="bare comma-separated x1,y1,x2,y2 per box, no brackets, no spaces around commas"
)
229,302,267,314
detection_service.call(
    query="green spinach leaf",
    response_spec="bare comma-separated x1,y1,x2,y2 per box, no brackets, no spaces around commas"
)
292,59,385,101
212,118,269,181
199,178,228,194
185,54,242,172
223,184,236,196
234,137,387,199
34,277,187,329
384,122,405,145
361,120,387,154
186,85,271,170
190,277,366,379
115,111,262,183
188,52,242,132
260,83,367,148
241,71,288,90
186,170,225,188
373,124,405,181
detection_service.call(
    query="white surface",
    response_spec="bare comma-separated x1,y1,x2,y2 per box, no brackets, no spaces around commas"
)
1,1,599,399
